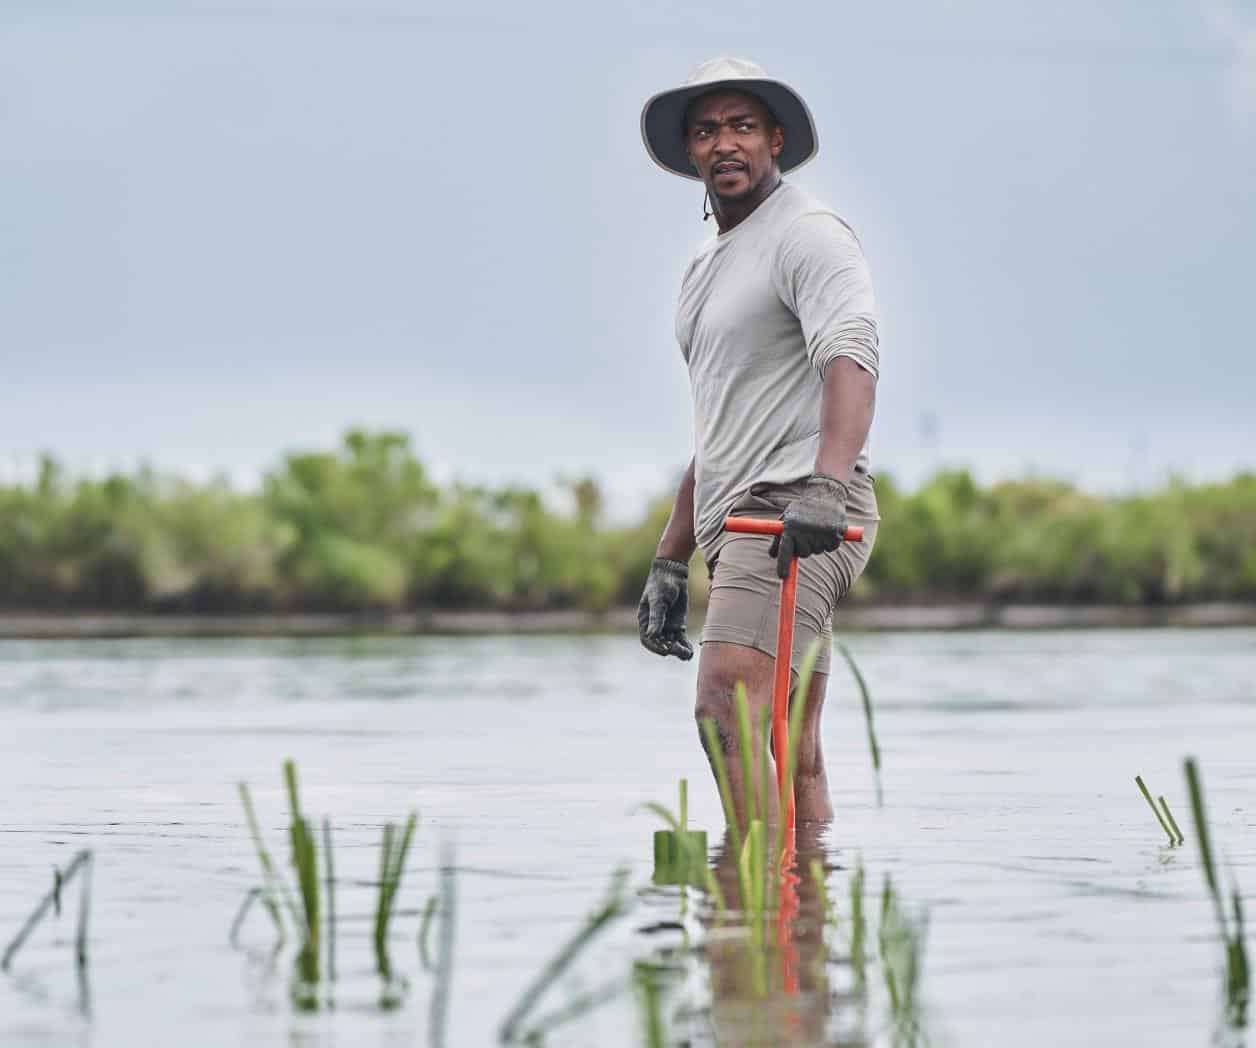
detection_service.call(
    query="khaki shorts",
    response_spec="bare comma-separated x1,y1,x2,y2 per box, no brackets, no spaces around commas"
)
700,472,879,676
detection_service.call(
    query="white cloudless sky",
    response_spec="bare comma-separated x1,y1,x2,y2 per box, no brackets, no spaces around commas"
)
3,1,1254,518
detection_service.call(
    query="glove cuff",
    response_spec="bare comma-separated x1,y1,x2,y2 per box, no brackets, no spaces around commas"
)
652,556,689,578
807,473,850,501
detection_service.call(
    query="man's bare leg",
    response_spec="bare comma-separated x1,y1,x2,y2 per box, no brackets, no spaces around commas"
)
695,641,778,829
792,669,833,823
696,641,835,828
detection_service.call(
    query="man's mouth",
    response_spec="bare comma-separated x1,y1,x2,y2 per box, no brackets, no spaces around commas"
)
712,162,746,176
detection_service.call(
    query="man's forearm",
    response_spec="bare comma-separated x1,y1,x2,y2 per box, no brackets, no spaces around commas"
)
814,358,876,482
656,458,698,562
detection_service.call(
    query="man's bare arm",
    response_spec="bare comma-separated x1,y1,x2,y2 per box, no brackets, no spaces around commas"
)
814,358,876,482
656,457,697,562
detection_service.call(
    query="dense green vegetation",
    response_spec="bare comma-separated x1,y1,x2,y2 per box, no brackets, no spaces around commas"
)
0,430,1252,613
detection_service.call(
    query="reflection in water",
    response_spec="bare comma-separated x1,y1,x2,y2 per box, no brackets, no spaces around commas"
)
635,823,931,1047
701,824,865,1046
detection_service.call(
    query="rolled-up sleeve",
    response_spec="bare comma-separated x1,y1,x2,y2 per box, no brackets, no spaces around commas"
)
771,211,879,380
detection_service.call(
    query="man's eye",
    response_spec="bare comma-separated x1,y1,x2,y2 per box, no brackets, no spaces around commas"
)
736,123,754,132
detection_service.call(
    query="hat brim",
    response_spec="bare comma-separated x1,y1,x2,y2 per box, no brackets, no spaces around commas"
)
640,77,818,181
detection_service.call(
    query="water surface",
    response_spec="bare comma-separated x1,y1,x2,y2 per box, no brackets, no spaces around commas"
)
1,629,1253,1046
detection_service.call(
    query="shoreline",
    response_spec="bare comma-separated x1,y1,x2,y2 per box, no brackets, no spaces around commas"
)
0,602,1254,638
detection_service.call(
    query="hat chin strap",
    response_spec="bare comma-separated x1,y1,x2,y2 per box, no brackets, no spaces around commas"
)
703,190,713,222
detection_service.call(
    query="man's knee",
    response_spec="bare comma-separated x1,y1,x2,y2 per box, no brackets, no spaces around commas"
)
694,643,770,753
694,675,736,751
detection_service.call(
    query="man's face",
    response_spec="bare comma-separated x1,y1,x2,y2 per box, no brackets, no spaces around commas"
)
685,90,784,200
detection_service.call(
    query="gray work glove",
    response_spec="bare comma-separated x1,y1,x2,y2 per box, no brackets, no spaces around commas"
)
768,474,850,579
637,557,694,660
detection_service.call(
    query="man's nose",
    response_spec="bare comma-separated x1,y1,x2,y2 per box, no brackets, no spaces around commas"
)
712,125,738,153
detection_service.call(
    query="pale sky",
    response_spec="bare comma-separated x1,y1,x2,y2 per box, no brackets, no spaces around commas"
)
3,1,1254,517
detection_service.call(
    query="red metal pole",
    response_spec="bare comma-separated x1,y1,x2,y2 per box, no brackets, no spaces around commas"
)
774,557,798,832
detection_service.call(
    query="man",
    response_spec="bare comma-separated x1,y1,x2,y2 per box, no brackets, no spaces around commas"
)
637,57,880,825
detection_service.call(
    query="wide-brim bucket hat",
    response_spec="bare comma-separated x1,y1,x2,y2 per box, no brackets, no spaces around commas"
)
641,56,818,181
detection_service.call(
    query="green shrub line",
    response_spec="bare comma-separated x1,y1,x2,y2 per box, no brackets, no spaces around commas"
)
2,429,1254,613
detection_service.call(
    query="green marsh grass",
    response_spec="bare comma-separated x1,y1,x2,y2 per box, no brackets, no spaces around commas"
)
428,841,457,1048
699,716,741,857
515,980,630,1045
228,888,266,949
739,819,767,921
237,780,297,942
2,849,93,973
417,894,438,971
1183,757,1250,1029
734,683,758,826
878,875,930,1046
235,760,425,1014
497,866,630,1044
283,759,321,994
373,811,418,987
1135,774,1178,846
810,857,833,928
837,641,883,806
633,959,667,1048
757,704,772,833
849,857,867,989
1158,796,1185,846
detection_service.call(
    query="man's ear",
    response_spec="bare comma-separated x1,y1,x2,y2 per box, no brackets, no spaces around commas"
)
770,125,784,159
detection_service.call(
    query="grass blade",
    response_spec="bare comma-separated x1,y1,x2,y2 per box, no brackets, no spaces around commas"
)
1228,887,1250,1024
1158,796,1185,846
634,961,667,1048
284,761,320,985
74,852,92,968
1184,758,1251,1027
1183,758,1227,934
1135,775,1176,846
810,858,833,927
702,864,727,915
638,802,680,833
837,642,883,806
498,867,629,1043
734,683,757,825
849,856,867,989
429,842,457,1048
519,978,628,1044
374,822,397,978
237,781,299,935
757,704,772,834
700,716,742,858
229,888,263,948
2,850,92,972
418,894,438,971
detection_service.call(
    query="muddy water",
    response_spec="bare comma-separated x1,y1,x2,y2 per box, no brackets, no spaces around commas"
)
0,629,1253,1047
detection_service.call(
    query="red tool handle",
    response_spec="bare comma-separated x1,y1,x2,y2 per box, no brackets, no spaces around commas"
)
723,517,865,543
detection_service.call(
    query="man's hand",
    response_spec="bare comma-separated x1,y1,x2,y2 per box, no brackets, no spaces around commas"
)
768,474,850,579
637,557,694,660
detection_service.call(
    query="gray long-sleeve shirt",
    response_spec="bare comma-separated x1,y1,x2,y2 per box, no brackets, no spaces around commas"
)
675,181,880,554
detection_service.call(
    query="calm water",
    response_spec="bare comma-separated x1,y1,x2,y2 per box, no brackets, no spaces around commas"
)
0,629,1253,1047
